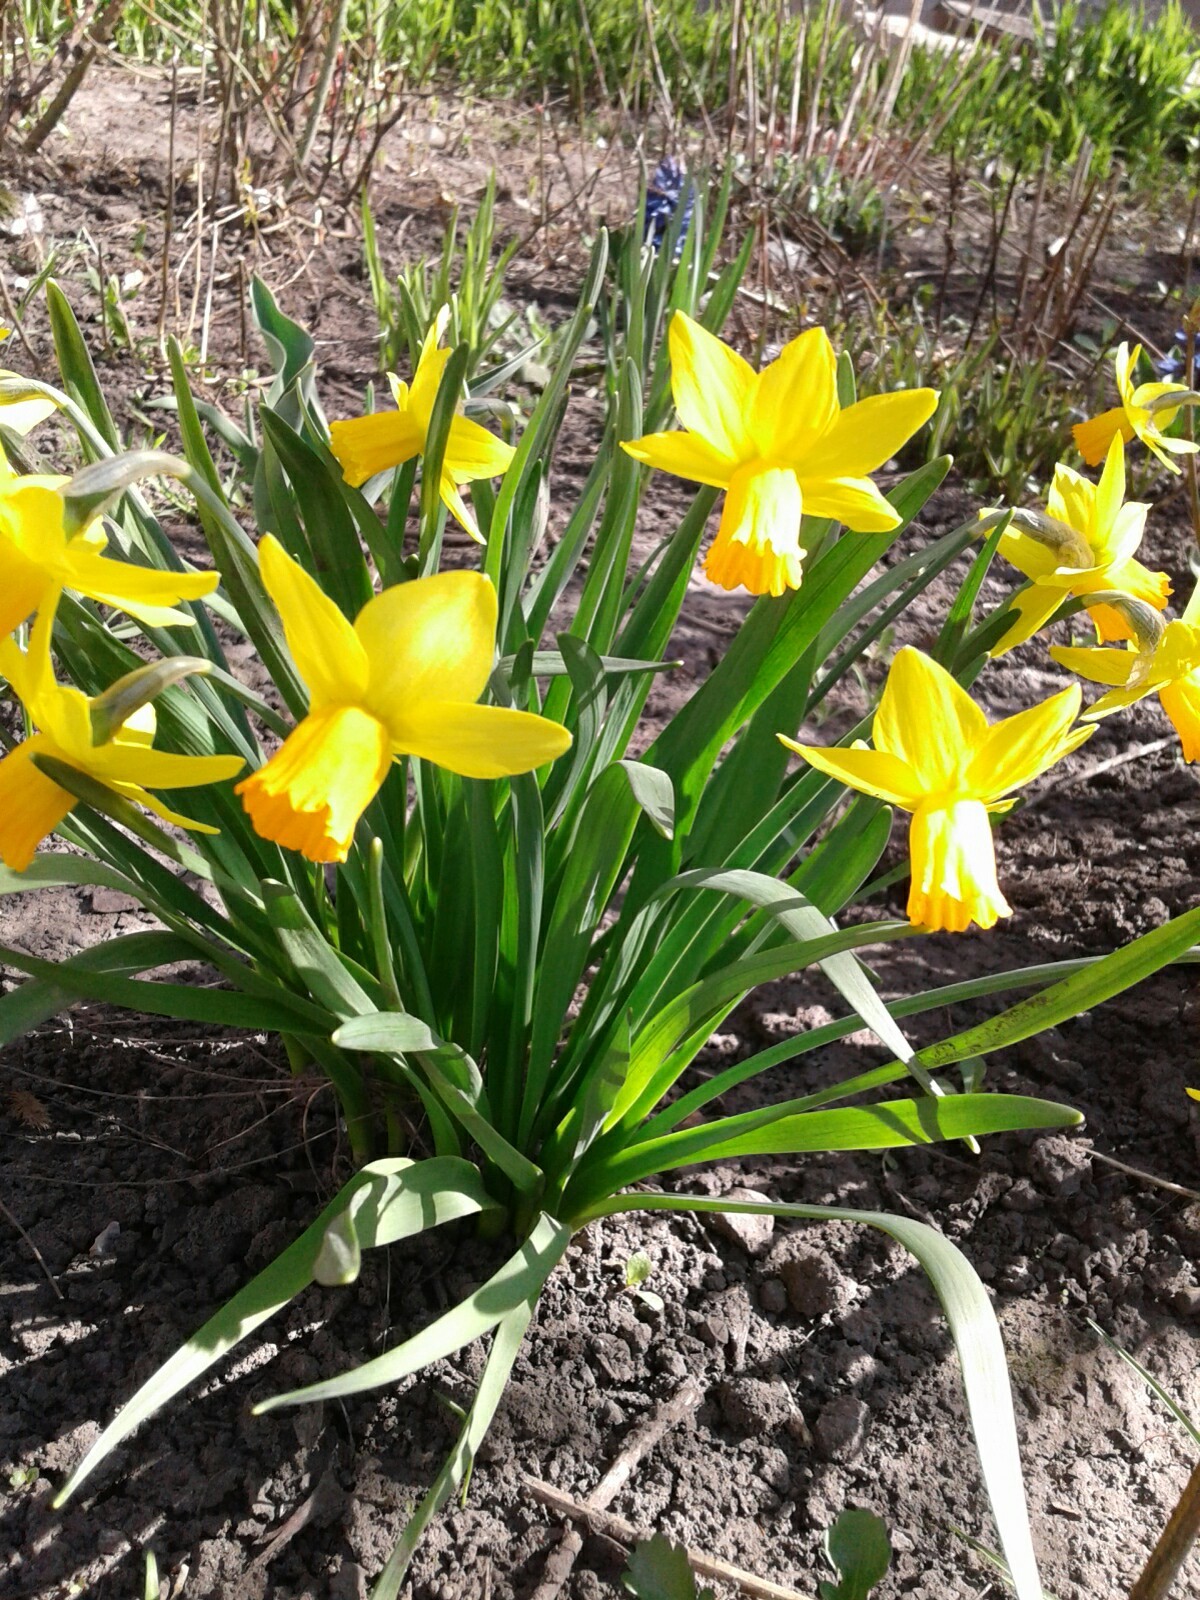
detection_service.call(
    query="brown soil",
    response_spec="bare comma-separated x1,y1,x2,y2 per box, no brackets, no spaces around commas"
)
1,64,1199,1600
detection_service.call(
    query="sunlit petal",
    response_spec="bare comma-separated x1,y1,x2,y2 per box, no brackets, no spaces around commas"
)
988,584,1068,657
778,737,922,809
329,410,424,487
799,475,900,533
258,534,369,706
873,647,987,788
796,388,937,479
749,328,839,459
965,686,1090,799
0,738,74,871
1048,643,1140,688
1158,677,1200,761
356,568,497,713
443,414,515,481
667,310,755,460
621,429,738,489
394,701,571,779
61,545,217,629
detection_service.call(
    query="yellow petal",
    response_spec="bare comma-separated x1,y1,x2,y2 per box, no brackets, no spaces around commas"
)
1073,407,1132,467
749,328,839,459
907,798,1011,933
356,569,497,715
1113,343,1137,406
329,410,425,487
60,545,218,629
0,738,74,870
1158,677,1200,761
394,701,571,778
996,527,1062,584
0,394,56,436
108,781,221,834
703,464,804,597
873,647,987,789
988,584,1068,657
443,414,515,481
796,388,938,479
668,310,755,460
1093,433,1126,541
258,534,369,707
408,338,453,432
799,475,900,533
1086,558,1171,644
87,744,244,790
0,549,53,638
1048,643,1140,688
778,736,921,809
964,685,1090,799
237,705,392,864
439,473,484,542
621,429,737,489
1045,461,1096,550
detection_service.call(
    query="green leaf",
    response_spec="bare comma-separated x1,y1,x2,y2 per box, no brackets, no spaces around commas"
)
820,1509,892,1600
367,1302,540,1600
254,1213,571,1411
56,1158,499,1507
46,280,120,452
251,276,320,415
624,1535,715,1600
619,759,675,840
588,1192,1047,1600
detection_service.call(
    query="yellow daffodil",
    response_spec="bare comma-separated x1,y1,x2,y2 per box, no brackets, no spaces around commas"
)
237,536,572,863
780,647,1092,933
0,609,243,871
0,449,219,633
0,329,56,436
620,311,937,598
1073,341,1198,474
329,308,515,541
1050,586,1200,761
990,436,1170,654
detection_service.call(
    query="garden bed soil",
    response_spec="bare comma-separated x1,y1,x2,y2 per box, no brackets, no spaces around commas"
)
2,64,1200,1600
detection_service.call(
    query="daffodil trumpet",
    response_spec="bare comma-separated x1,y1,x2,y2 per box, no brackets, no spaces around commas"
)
781,646,1093,933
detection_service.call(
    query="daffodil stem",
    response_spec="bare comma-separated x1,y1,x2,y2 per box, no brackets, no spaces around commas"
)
1184,300,1200,552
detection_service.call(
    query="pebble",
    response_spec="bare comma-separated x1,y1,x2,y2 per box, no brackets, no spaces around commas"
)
813,1395,871,1462
705,1187,776,1256
759,1276,788,1315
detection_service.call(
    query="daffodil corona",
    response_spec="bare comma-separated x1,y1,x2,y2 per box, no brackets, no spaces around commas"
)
329,308,515,541
0,611,243,872
1050,586,1200,762
1073,342,1198,475
621,312,937,598
991,436,1170,654
0,450,219,634
237,538,572,863
780,647,1092,932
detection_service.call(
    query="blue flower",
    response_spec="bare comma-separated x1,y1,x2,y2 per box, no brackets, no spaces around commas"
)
642,156,694,260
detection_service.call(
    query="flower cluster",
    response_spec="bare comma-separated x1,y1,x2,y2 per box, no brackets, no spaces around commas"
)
2,313,1194,939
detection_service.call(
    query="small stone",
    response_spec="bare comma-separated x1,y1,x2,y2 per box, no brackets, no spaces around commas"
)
759,1277,788,1315
706,1188,776,1256
90,1221,121,1257
813,1395,871,1462
330,1560,369,1600
767,1240,851,1320
716,1377,800,1436
1172,1285,1200,1318
1028,1135,1092,1197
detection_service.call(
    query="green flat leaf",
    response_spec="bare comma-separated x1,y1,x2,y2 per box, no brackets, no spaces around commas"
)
263,880,386,1017
624,1535,715,1599
576,1093,1079,1197
821,1509,891,1600
46,280,120,452
587,1192,1047,1600
619,760,675,840
0,855,143,899
254,1214,571,1411
368,1302,541,1600
56,1158,498,1507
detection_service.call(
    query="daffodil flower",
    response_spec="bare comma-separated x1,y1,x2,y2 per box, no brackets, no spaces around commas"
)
329,308,515,541
620,311,937,598
0,450,220,634
780,647,1092,933
990,436,1170,655
237,536,572,863
0,609,243,871
1073,341,1198,475
0,329,56,436
1050,586,1200,761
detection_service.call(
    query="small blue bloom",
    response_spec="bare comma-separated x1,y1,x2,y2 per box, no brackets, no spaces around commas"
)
642,156,694,260
1157,329,1188,380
